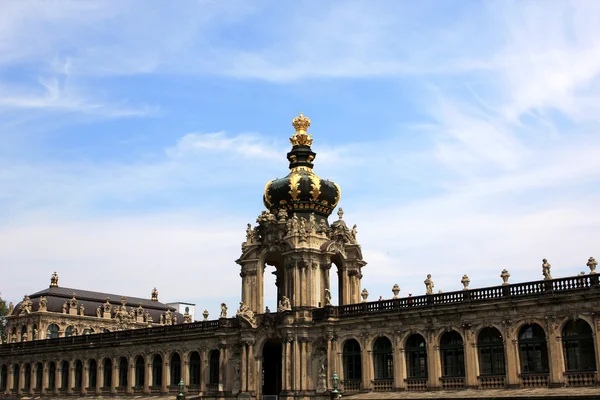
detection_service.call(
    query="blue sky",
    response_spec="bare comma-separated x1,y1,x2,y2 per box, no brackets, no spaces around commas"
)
1,0,600,319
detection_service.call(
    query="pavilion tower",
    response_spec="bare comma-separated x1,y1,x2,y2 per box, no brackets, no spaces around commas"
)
236,113,366,314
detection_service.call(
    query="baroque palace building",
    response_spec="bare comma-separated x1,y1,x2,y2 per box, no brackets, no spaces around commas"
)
1,113,600,399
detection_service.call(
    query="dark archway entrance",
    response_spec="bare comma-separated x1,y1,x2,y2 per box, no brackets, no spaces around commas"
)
262,340,282,396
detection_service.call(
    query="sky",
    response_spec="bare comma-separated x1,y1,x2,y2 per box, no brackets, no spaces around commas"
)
1,0,600,319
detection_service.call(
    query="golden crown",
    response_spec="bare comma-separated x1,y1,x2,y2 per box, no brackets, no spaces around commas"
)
290,112,313,146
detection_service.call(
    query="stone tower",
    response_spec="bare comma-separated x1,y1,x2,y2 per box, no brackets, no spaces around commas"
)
236,113,366,313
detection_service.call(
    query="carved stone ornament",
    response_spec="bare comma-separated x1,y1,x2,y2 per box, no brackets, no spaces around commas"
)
392,284,400,299
324,288,332,306
202,309,209,321
220,303,228,318
588,257,597,274
361,288,369,302
424,274,434,295
461,274,470,290
236,301,257,328
542,258,552,280
501,269,510,285
278,296,291,312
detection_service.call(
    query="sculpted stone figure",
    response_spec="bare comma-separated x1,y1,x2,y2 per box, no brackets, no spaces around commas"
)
80,304,85,316
542,259,552,280
103,298,112,313
351,224,358,242
220,303,228,318
291,214,298,232
245,223,254,244
96,306,102,317
324,288,332,306
9,302,14,315
19,295,32,315
318,219,328,235
424,274,434,295
277,208,288,222
236,301,256,325
62,302,68,314
587,257,597,274
461,274,470,290
165,309,172,325
278,296,291,312
39,296,47,312
308,213,316,234
160,314,165,325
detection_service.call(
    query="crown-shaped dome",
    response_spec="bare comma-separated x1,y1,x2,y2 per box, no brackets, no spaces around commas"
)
263,113,341,218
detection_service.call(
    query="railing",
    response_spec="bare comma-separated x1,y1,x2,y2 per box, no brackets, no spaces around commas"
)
187,384,200,392
168,384,179,393
100,386,110,394
150,385,161,393
565,371,596,386
372,379,393,392
405,377,427,391
206,383,219,393
340,379,360,392
440,377,465,389
520,374,549,388
332,274,598,319
0,317,237,354
478,375,505,389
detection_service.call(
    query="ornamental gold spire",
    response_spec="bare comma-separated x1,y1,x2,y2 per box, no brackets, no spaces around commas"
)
50,271,59,288
290,112,313,146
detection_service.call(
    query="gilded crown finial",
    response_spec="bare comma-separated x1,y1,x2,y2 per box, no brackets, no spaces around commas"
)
290,112,313,146
50,271,59,288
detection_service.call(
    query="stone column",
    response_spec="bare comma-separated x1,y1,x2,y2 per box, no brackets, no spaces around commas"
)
218,345,227,392
240,343,247,392
96,361,102,394
594,319,600,384
199,348,207,394
161,358,169,394
360,339,370,390
7,365,13,395
247,341,255,394
127,360,134,394
464,331,479,388
546,323,565,387
111,358,118,394
143,356,150,394
284,339,292,392
67,360,74,395
427,340,441,389
53,363,60,395
394,345,406,390
81,363,89,395
29,364,35,395
326,337,333,390
183,358,190,393
41,361,48,395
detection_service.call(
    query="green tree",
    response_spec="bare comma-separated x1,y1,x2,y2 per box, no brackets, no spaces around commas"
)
0,294,9,341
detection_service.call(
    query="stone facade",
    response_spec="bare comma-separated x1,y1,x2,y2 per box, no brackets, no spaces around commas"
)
1,114,599,399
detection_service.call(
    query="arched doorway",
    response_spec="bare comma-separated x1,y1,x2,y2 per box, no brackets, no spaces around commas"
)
406,334,428,379
48,362,56,391
562,319,596,372
102,358,112,389
60,361,68,391
342,339,361,391
134,356,145,388
170,353,181,386
35,363,43,390
24,363,31,392
478,327,505,376
188,352,201,388
518,323,549,374
88,359,97,390
47,324,59,339
0,365,7,391
152,355,162,388
118,357,128,388
74,360,83,390
262,340,282,397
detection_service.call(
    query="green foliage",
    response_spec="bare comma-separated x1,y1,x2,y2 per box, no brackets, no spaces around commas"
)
0,294,8,340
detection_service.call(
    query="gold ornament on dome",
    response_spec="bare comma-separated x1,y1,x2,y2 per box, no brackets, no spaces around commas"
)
309,173,321,201
290,112,313,146
289,173,301,201
264,180,273,207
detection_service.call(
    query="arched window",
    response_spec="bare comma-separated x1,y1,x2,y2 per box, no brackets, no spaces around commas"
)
60,361,69,390
518,324,549,374
170,353,181,386
152,355,162,387
32,324,38,340
372,336,393,380
478,327,505,376
209,350,220,387
103,359,112,388
24,363,31,391
563,320,596,372
88,360,97,389
12,364,20,391
118,357,128,388
134,356,145,388
342,339,362,388
65,326,73,337
74,360,83,389
48,362,56,390
0,365,7,391
440,331,465,377
47,324,60,339
406,334,428,379
189,352,201,387
35,363,43,389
